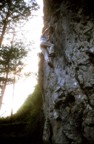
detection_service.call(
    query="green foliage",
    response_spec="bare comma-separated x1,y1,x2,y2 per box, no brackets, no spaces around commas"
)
0,84,44,144
0,44,28,108
14,84,42,120
0,0,39,46
0,0,39,21
0,45,27,74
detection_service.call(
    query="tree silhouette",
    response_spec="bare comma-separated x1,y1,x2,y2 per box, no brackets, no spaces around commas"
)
0,44,27,109
0,0,39,46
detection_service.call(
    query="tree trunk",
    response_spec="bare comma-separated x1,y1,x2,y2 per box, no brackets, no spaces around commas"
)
0,65,9,109
11,76,15,116
0,11,10,47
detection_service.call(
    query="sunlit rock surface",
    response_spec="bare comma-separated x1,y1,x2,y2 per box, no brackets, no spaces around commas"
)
40,0,94,143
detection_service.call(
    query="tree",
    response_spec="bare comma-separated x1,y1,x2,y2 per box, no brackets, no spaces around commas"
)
0,0,39,110
0,43,28,109
0,0,39,46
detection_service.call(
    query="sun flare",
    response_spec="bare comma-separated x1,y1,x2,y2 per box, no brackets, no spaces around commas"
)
0,0,43,117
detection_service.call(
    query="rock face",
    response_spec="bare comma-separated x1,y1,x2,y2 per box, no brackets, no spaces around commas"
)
41,0,94,143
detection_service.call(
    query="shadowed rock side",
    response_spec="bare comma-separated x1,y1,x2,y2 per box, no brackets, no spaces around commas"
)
40,0,94,143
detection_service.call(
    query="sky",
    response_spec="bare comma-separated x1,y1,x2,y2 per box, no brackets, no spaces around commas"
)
0,0,43,117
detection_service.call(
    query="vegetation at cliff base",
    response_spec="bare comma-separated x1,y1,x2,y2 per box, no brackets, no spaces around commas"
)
0,84,44,144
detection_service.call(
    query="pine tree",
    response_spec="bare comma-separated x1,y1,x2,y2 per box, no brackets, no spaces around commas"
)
0,44,27,109
0,0,38,46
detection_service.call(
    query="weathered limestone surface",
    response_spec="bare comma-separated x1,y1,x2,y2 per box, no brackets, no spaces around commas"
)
41,0,94,143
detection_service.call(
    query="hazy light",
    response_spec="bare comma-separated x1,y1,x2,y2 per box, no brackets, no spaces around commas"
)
0,0,43,117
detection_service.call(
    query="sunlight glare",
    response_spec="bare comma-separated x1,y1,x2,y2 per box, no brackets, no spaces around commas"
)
0,0,43,117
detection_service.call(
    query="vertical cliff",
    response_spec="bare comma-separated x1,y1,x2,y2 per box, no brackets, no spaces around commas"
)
41,0,94,143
